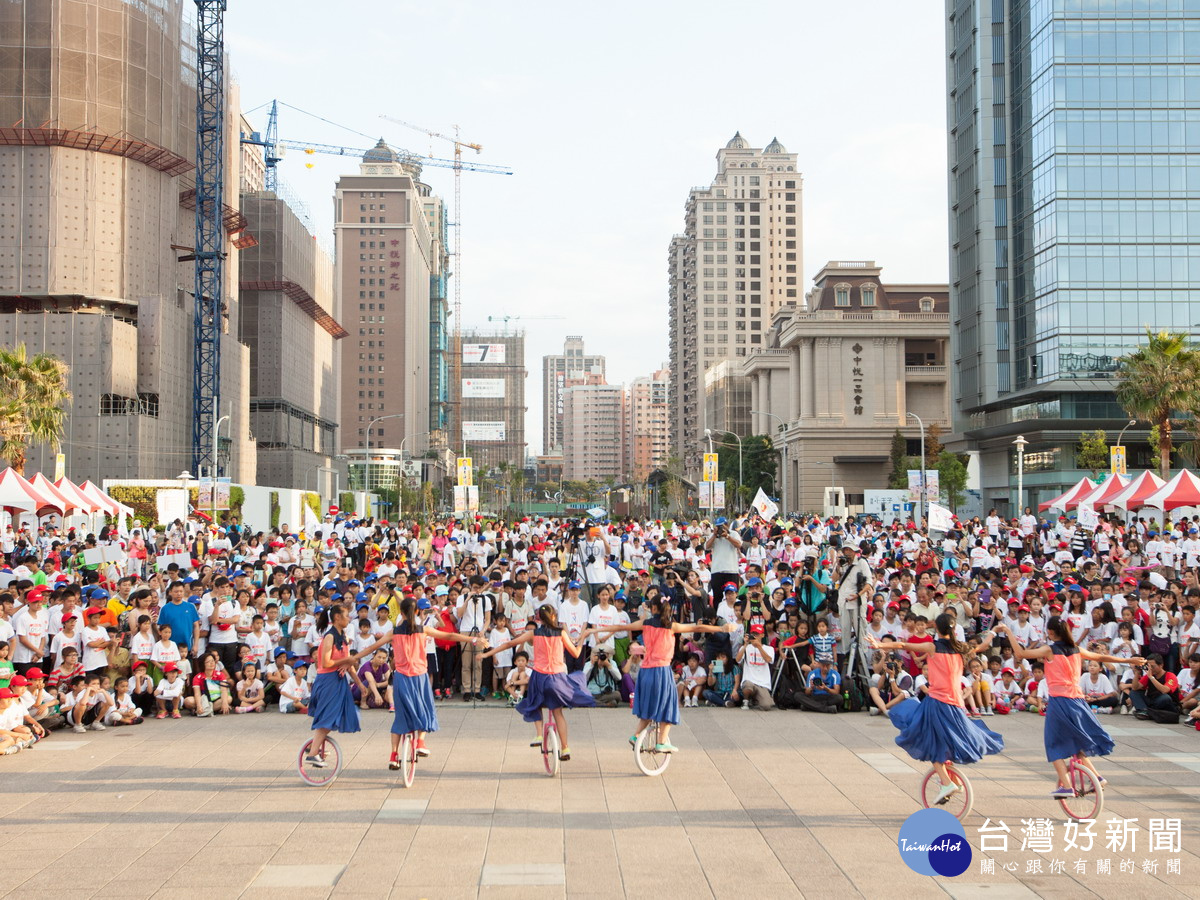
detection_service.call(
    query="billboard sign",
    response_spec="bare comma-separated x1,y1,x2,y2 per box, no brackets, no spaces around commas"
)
463,343,506,365
463,421,506,442
462,378,505,398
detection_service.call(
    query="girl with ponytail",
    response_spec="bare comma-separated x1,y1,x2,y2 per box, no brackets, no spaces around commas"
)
590,596,735,754
304,603,363,768
356,597,480,768
481,601,593,762
867,612,1004,805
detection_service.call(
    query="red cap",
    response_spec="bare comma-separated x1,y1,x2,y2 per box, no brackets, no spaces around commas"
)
23,667,44,679
84,606,103,618
1050,602,1063,611
61,614,77,623
132,659,149,669
887,601,901,610
162,663,179,673
1058,541,1068,549
1018,564,1032,574
8,675,28,687
1001,667,1016,675
25,586,49,602
1121,577,1138,586
1018,604,1030,612
0,688,14,700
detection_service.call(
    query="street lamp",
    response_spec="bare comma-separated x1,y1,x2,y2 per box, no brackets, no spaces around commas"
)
906,412,926,530
398,430,432,521
364,413,405,519
751,409,788,515
212,414,229,525
1013,435,1028,517
704,428,742,497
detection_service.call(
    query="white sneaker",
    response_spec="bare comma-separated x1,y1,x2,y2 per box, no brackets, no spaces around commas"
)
742,700,751,710
72,723,86,734
983,708,994,716
935,782,961,805
89,722,106,731
1120,705,1131,715
869,707,880,716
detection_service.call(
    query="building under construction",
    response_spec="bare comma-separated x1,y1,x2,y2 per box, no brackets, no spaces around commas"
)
456,328,525,472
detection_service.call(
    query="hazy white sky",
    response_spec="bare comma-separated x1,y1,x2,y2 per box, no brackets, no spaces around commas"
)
227,1,948,455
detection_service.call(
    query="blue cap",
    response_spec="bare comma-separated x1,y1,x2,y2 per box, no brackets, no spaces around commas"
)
784,599,797,607
567,580,581,589
330,592,343,601
723,585,737,593
434,585,450,597
356,591,369,602
746,577,763,587
715,517,728,526
356,603,370,611
417,598,432,610
780,577,793,585
182,576,196,584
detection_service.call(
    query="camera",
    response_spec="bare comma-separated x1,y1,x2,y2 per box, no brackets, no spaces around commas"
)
597,650,608,661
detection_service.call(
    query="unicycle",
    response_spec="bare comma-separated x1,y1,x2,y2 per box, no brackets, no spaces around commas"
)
1057,756,1104,821
298,735,342,786
395,732,418,788
633,722,672,777
541,715,560,777
920,761,973,821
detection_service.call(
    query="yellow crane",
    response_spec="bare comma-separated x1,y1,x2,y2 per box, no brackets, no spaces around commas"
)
380,115,491,451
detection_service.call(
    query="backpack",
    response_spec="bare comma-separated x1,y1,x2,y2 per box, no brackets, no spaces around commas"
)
1146,705,1181,725
773,671,806,709
843,674,867,712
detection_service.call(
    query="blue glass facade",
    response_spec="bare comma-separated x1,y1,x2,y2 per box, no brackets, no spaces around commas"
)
947,0,1200,510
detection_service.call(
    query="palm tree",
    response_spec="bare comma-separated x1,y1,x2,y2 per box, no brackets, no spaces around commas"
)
1115,330,1200,479
0,344,71,475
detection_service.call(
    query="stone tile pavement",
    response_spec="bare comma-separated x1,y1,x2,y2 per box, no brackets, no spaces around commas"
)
2,703,1200,899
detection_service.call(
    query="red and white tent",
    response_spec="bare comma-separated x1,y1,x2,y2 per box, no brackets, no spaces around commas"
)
20,474,66,517
54,477,99,514
1141,470,1200,511
1038,477,1096,512
28,473,79,516
1109,470,1166,512
0,468,39,516
1077,474,1129,511
79,480,120,516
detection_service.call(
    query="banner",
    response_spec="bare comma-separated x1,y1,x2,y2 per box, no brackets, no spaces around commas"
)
702,452,719,483
463,343,506,364
907,469,940,502
53,453,65,481
463,421,506,442
453,485,467,514
156,488,188,526
156,551,191,573
751,487,779,521
927,502,954,533
461,378,505,398
1110,445,1127,476
456,457,473,487
197,477,231,510
467,485,480,511
698,481,726,510
1077,501,1099,529
303,502,320,535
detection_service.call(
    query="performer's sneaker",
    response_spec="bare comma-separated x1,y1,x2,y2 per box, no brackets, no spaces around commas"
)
416,739,430,758
388,752,400,771
655,742,679,754
934,782,960,804
305,755,328,768
1050,785,1075,798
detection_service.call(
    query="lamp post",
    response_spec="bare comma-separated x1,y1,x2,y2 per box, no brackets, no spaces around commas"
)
1013,434,1028,517
906,412,926,530
751,409,788,515
1114,418,1136,477
705,429,742,511
364,413,404,519
212,413,229,526
398,430,432,522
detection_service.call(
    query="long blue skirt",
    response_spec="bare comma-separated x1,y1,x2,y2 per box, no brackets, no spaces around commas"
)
515,670,595,723
631,665,679,725
308,671,360,734
891,697,1004,765
1044,695,1115,762
392,672,438,735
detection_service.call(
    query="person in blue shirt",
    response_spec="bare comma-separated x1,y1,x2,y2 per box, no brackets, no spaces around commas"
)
798,653,841,713
156,581,201,658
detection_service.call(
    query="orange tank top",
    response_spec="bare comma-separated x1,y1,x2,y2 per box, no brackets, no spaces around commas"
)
392,623,427,677
925,639,964,707
317,630,349,675
1045,643,1083,699
532,625,566,675
641,620,675,669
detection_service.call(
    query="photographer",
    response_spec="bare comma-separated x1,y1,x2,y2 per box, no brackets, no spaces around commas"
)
833,541,873,662
455,575,493,701
732,626,774,710
867,652,912,717
583,648,621,707
797,653,841,714
578,526,611,607
705,517,743,604
795,556,831,625
1130,654,1180,719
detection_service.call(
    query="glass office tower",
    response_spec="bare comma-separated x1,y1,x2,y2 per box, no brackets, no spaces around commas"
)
947,0,1200,511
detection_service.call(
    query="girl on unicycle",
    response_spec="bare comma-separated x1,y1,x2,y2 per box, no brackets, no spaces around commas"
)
306,603,363,768
482,605,593,762
867,614,1004,805
995,618,1144,798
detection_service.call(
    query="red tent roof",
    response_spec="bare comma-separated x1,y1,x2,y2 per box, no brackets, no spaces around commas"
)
1077,474,1129,510
1038,477,1096,512
1110,470,1166,511
1142,470,1200,511
0,469,38,516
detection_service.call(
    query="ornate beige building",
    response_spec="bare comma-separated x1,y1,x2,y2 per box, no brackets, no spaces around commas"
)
742,261,950,514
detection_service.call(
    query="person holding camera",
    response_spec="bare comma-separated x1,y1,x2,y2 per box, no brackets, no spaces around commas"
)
579,526,611,607
455,576,493,701
734,627,775,710
583,648,621,707
795,557,831,624
868,653,913,717
705,518,743,605
833,542,873,662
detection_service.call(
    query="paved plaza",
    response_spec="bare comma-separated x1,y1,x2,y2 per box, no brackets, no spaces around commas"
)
2,704,1200,899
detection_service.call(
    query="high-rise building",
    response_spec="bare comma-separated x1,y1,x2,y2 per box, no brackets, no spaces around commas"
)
563,382,624,482
625,367,670,481
0,0,256,482
334,143,448,456
542,336,605,452
946,0,1200,510
668,133,803,478
457,328,526,471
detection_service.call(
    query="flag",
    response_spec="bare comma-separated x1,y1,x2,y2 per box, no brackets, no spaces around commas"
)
303,502,320,535
928,502,954,532
751,487,779,521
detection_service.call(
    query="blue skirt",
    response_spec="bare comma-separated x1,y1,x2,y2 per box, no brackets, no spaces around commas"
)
515,670,596,723
308,671,361,734
631,666,679,725
1044,695,1115,762
891,697,1004,765
392,672,438,736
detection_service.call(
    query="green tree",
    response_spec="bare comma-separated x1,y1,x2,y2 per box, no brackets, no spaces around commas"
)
1116,330,1200,479
887,429,910,489
924,422,945,468
1075,429,1109,479
0,343,71,475
936,450,968,512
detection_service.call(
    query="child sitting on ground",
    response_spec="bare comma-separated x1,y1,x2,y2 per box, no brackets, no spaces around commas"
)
279,660,310,713
154,663,184,718
105,678,144,726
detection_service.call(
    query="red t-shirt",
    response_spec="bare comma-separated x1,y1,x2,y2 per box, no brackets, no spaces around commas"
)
905,634,934,676
1139,670,1178,698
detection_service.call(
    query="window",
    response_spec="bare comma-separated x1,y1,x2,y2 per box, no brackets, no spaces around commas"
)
860,285,876,307
834,283,851,307
919,297,935,312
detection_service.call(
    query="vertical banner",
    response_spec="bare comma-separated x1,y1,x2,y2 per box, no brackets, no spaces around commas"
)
698,481,713,510
1110,445,1127,476
54,453,65,481
467,485,480,512
702,452,719,483
453,486,467,514
457,457,473,487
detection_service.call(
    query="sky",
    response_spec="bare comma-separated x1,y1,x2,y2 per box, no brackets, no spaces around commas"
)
226,1,949,455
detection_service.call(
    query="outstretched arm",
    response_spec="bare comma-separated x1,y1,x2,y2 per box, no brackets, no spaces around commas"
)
561,629,584,659
424,626,478,645
480,631,533,659
672,622,737,635
866,635,936,657
1082,649,1146,667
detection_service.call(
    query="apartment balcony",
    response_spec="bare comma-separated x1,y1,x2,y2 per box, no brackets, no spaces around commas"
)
904,364,948,382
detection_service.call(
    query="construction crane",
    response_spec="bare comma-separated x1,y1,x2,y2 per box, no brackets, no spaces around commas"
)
380,115,494,452
243,101,513,192
486,315,566,324
192,0,226,477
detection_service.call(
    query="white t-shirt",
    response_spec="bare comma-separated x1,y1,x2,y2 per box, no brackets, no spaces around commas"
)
209,600,239,644
740,643,775,690
80,625,109,671
11,607,48,664
587,604,621,652
1079,673,1115,699
245,632,272,668
154,677,185,700
50,630,82,670
558,599,589,644
150,640,181,667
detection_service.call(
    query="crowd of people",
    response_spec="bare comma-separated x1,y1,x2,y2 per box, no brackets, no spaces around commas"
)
2,506,1198,763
